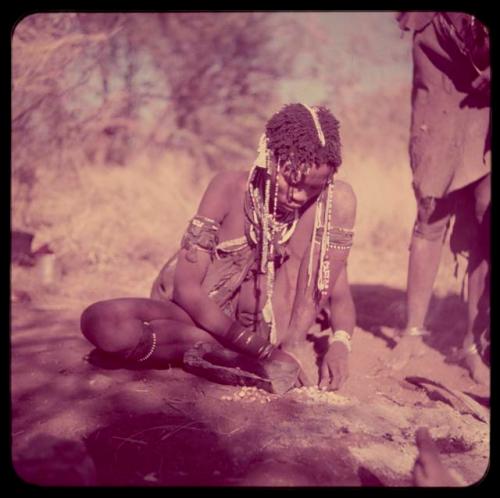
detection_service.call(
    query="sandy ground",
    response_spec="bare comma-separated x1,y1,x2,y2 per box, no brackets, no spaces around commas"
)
10,246,490,488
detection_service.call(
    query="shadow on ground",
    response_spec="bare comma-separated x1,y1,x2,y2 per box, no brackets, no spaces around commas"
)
351,284,468,357
84,412,239,486
81,407,364,486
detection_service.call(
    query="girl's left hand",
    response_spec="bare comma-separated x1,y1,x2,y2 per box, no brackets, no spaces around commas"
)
319,342,349,391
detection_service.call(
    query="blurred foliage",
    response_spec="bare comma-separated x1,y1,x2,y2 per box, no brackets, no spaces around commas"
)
12,13,419,282
12,12,316,180
12,12,411,186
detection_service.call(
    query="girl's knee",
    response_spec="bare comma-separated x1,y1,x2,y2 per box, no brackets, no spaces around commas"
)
80,301,111,339
80,303,99,339
80,301,139,353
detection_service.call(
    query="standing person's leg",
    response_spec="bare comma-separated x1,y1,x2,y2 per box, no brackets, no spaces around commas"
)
406,234,444,329
81,298,219,365
460,174,490,384
388,194,451,369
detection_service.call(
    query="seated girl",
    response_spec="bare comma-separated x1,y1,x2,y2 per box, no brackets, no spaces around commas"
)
80,103,357,394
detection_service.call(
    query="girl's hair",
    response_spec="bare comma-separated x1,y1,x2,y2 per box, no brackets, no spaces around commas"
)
265,103,342,177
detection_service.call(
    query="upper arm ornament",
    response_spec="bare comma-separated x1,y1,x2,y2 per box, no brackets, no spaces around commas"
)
315,225,354,250
181,215,221,262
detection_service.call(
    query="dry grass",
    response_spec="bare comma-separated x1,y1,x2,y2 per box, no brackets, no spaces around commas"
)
12,151,210,303
11,137,464,307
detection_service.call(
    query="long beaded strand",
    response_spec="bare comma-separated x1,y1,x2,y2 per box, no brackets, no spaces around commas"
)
317,179,334,298
261,175,271,274
266,162,281,344
246,137,302,344
307,192,323,289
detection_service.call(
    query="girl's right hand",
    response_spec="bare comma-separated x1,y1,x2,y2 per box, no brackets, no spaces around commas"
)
263,348,309,394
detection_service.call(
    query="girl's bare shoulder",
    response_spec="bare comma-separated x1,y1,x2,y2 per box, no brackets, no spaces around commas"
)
197,170,248,221
331,180,356,227
208,170,248,192
333,179,355,198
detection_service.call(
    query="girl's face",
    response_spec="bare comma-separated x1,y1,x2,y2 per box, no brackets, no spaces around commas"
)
274,161,331,214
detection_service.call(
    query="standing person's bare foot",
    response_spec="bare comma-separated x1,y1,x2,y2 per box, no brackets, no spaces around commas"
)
448,344,490,386
462,348,490,386
413,427,463,487
386,328,429,371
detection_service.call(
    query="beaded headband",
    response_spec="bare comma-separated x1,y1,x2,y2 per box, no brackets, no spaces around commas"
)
303,104,326,146
254,133,269,170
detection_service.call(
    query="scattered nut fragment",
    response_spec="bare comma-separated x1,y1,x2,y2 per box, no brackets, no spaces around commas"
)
220,386,273,403
289,386,353,406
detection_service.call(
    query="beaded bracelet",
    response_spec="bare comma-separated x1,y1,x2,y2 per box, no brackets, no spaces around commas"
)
328,329,352,352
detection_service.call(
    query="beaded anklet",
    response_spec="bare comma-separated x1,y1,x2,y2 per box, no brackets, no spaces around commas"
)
137,331,157,362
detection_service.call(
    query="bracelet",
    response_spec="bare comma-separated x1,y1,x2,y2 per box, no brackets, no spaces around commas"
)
224,322,275,360
328,329,352,352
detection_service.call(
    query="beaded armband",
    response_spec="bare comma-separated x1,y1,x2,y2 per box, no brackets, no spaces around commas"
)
328,226,354,250
314,225,354,251
181,215,221,263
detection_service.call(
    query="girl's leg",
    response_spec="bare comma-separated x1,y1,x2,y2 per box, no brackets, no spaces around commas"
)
142,318,221,364
80,297,216,363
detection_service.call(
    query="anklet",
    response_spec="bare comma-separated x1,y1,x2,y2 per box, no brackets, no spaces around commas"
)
403,326,430,337
466,343,479,356
137,332,157,362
